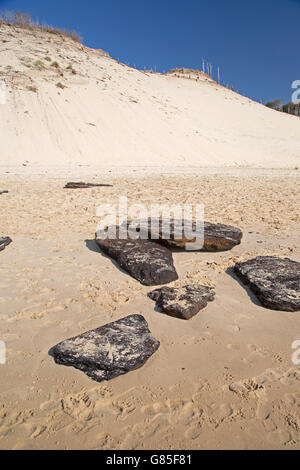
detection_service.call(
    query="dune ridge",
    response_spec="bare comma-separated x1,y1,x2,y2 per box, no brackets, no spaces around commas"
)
0,22,300,170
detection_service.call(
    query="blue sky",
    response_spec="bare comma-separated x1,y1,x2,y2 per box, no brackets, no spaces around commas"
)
0,0,299,103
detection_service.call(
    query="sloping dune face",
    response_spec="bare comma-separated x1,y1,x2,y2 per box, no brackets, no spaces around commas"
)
0,23,299,169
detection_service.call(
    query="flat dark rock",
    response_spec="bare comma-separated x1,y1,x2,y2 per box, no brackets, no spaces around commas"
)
148,284,215,319
234,256,300,312
202,221,242,251
0,237,12,252
125,218,242,251
0,191,8,195
64,182,112,189
51,314,160,382
95,232,178,286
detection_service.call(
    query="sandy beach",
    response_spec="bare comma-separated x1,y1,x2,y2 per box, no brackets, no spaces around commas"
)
1,16,300,451
0,168,299,450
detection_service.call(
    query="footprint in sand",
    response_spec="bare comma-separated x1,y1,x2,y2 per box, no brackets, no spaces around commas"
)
229,378,265,397
139,397,205,443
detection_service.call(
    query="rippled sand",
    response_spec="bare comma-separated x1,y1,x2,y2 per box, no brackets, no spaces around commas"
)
0,169,299,450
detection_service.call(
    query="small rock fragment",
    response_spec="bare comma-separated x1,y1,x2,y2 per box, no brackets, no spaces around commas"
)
148,284,215,319
64,182,112,189
0,237,12,252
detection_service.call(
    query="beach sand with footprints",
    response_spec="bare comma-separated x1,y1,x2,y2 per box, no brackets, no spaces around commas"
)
0,167,299,450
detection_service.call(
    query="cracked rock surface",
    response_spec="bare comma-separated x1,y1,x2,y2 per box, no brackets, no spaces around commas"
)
124,218,242,251
52,314,160,382
148,284,215,319
96,232,178,286
234,256,300,312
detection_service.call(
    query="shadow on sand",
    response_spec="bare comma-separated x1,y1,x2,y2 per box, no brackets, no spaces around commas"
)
226,266,264,308
85,238,131,278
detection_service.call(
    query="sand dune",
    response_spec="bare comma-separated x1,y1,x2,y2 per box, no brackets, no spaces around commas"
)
1,22,300,169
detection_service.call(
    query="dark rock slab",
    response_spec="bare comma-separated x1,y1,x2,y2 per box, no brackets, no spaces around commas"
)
202,221,242,251
64,182,112,189
0,237,12,252
52,314,160,382
125,218,242,251
234,256,300,312
95,232,178,286
0,191,8,195
148,284,215,319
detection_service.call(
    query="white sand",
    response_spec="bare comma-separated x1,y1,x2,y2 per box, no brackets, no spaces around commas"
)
0,22,300,170
0,171,299,450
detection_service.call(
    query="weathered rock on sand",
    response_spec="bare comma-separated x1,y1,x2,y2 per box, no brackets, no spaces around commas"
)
148,284,215,320
0,237,12,252
64,182,112,189
52,314,160,382
95,233,178,286
125,218,242,251
201,221,243,251
234,256,300,312
0,191,8,195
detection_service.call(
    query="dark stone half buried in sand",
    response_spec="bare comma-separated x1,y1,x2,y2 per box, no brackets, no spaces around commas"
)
64,182,112,189
148,284,215,320
124,218,242,251
0,237,12,252
95,232,178,286
51,314,160,382
0,191,8,195
234,256,300,312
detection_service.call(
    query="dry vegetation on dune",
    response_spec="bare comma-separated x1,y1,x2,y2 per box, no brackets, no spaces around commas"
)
0,10,299,169
0,10,82,43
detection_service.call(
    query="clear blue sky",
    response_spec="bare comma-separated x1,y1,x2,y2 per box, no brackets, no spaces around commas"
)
0,0,299,103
